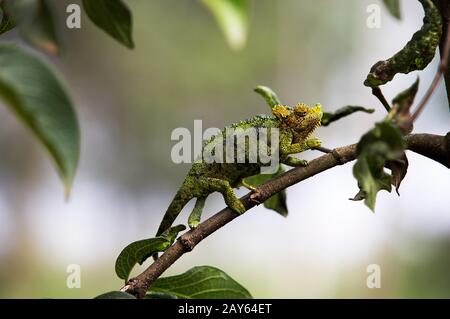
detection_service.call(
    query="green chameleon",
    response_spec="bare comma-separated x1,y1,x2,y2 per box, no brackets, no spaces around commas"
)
155,95,323,237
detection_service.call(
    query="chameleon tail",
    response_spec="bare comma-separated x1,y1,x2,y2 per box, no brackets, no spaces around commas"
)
155,188,193,237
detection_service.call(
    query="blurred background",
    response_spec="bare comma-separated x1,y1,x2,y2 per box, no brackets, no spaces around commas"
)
0,0,449,298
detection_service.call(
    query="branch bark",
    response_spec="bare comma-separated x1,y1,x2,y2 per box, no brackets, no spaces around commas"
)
406,133,450,168
121,133,449,298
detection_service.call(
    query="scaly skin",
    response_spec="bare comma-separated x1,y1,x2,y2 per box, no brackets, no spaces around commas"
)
156,103,323,236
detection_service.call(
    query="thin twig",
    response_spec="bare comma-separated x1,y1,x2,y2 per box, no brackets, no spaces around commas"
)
313,146,333,153
435,0,450,108
122,133,449,298
411,19,450,122
372,87,391,112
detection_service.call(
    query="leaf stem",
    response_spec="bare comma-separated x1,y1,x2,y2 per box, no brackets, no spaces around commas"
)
372,87,391,112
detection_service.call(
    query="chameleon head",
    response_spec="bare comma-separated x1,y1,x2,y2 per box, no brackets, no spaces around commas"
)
272,103,322,140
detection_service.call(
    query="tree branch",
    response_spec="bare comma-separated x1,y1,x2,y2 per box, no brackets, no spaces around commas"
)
406,133,450,168
122,133,449,298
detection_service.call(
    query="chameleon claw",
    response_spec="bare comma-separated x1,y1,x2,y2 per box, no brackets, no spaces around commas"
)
298,159,309,167
188,221,200,229
229,200,246,214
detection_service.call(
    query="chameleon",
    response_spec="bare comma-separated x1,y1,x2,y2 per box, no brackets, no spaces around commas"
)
155,101,323,237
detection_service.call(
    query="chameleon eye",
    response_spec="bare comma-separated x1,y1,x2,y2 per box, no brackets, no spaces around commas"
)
294,103,309,115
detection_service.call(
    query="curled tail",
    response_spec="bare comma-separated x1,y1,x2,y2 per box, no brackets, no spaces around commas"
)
156,188,193,236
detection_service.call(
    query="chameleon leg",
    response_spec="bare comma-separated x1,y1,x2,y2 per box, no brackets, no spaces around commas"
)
283,138,322,154
282,156,309,167
188,196,206,229
240,179,258,192
202,177,246,214
280,137,321,166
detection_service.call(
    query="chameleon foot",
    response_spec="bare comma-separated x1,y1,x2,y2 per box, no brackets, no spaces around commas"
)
283,156,309,167
188,197,206,229
229,200,246,214
204,177,247,214
306,138,321,149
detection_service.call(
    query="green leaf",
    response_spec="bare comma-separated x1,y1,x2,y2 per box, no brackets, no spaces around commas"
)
4,0,59,54
263,190,288,217
148,266,252,299
386,153,409,195
392,78,419,110
0,45,79,195
365,0,442,87
144,292,178,299
94,291,136,299
243,166,288,217
254,85,282,109
382,0,401,19
82,0,134,49
351,149,392,211
115,225,186,281
389,77,420,133
321,106,375,126
351,121,406,211
0,3,16,34
201,0,249,50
